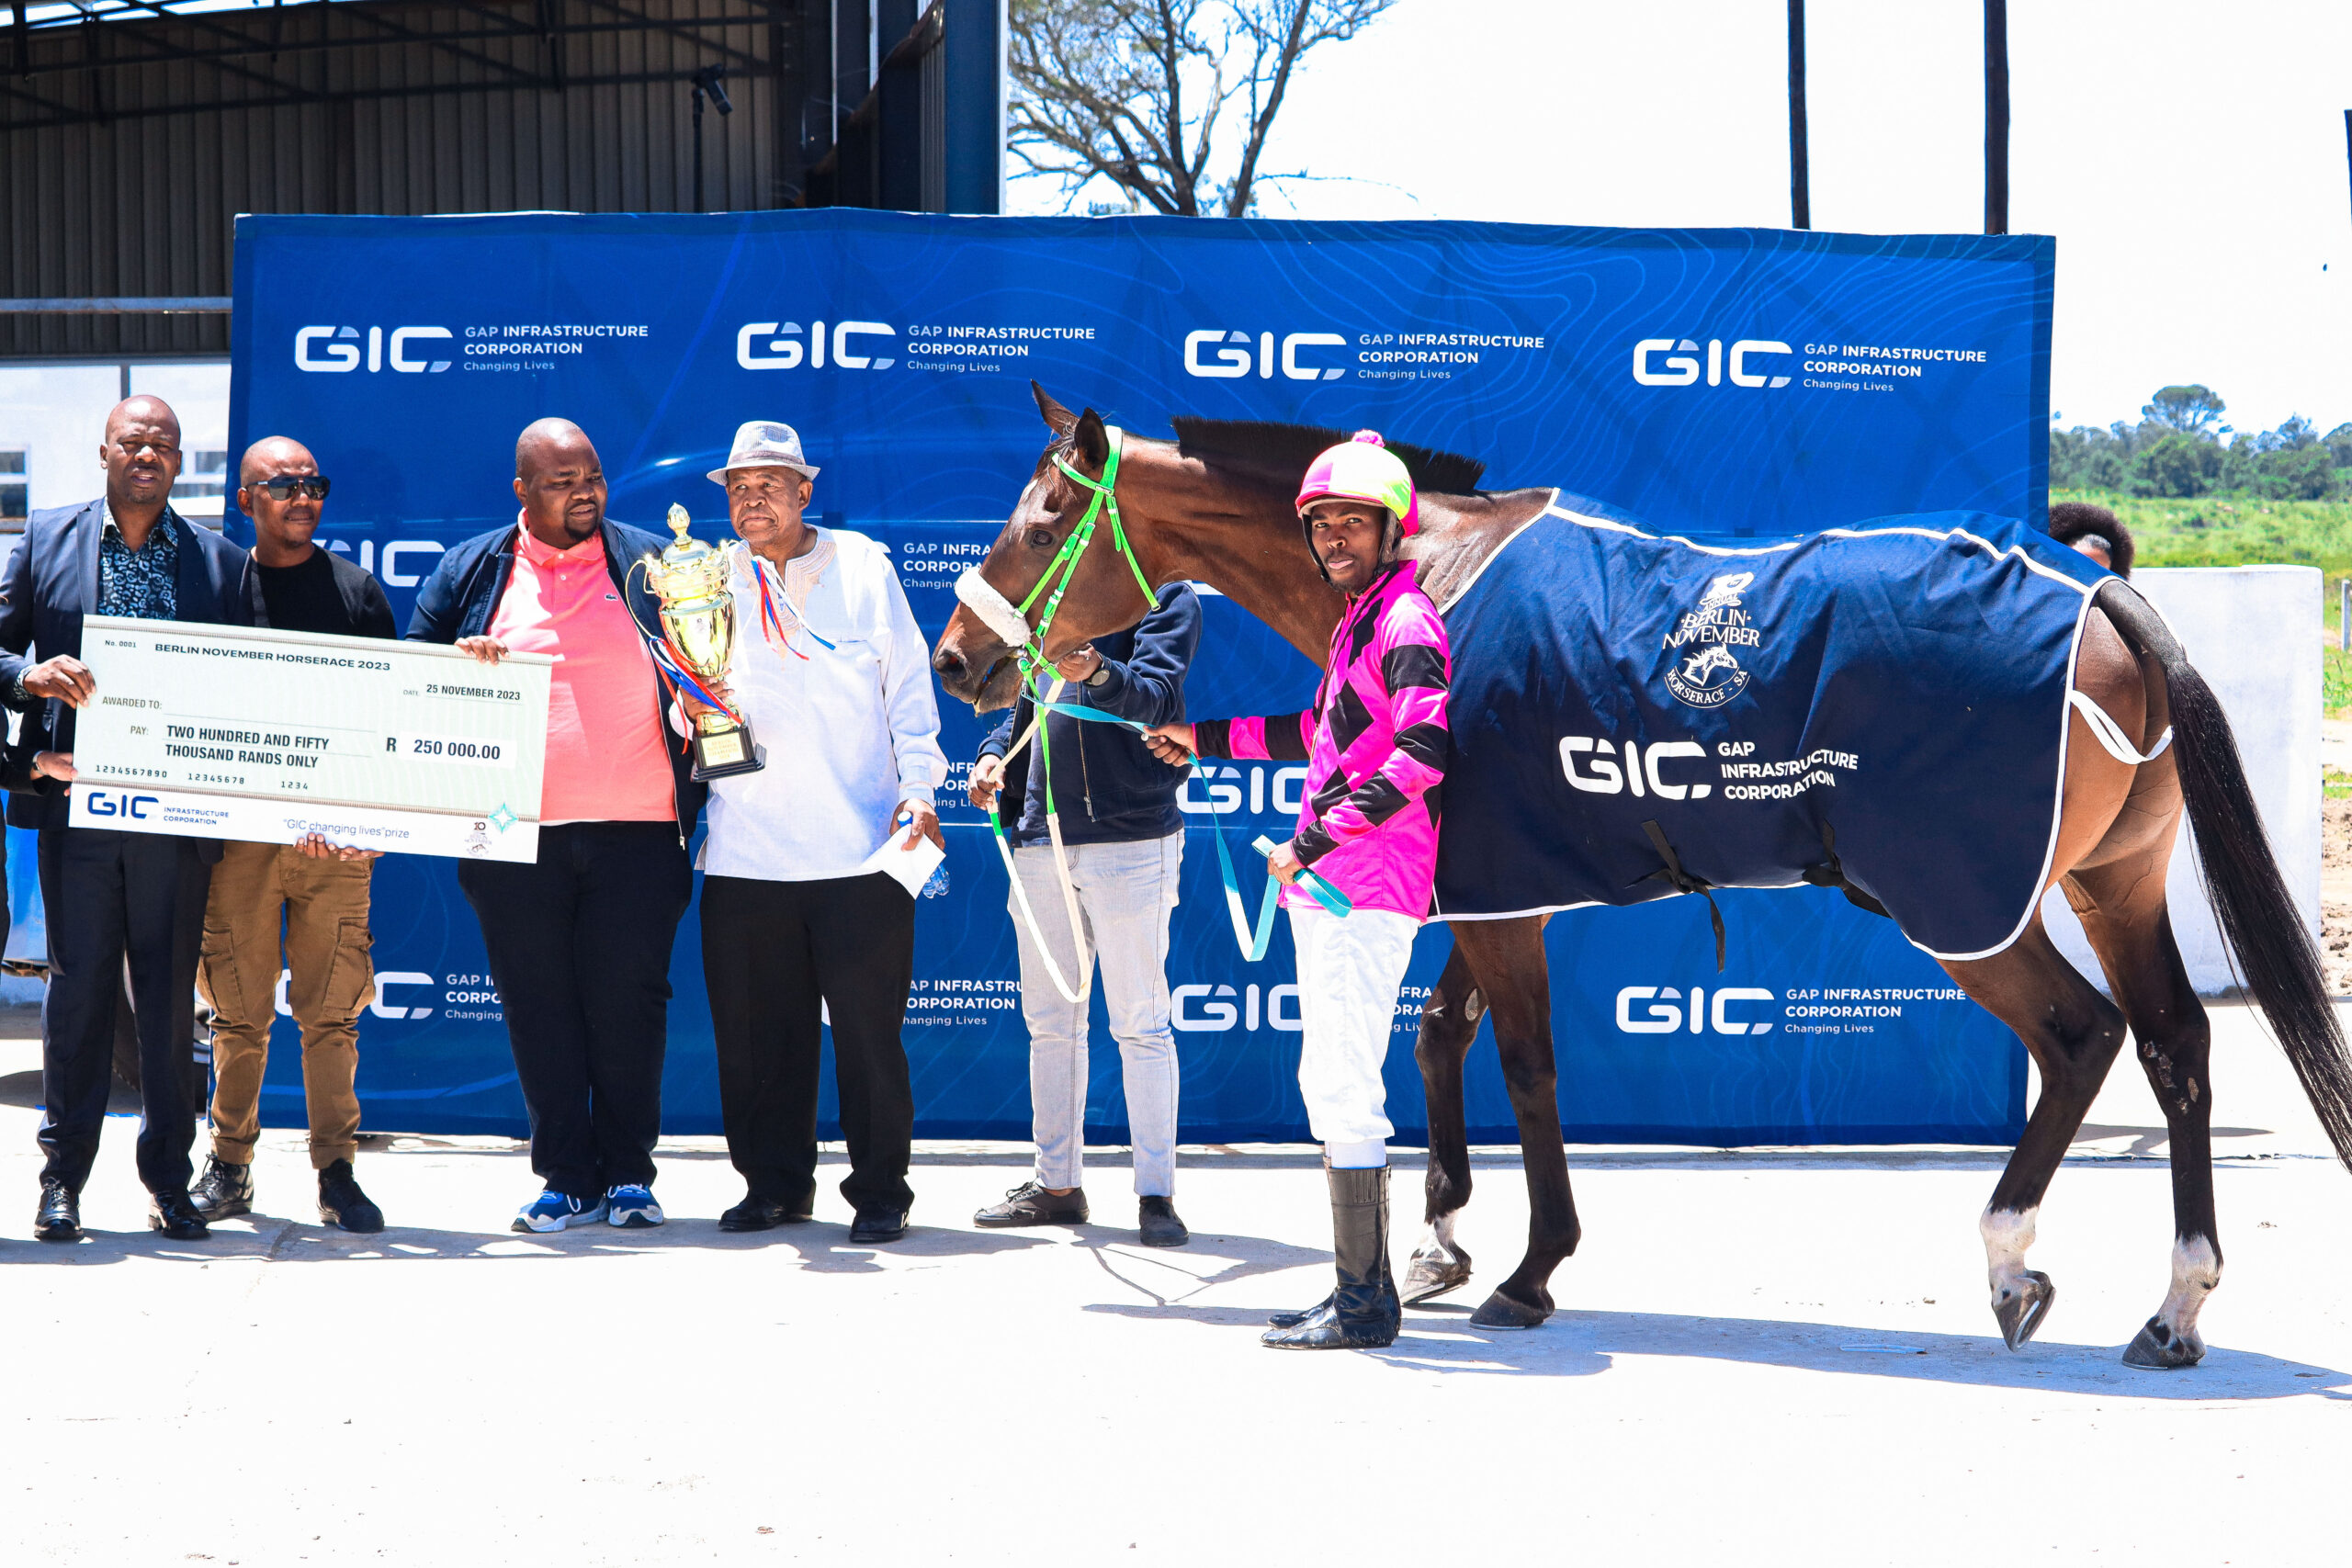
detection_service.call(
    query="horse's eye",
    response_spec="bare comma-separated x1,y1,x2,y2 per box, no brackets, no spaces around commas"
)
1026,527,1056,550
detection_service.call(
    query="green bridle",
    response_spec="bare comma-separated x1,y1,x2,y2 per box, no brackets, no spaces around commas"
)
1010,425,1159,691
985,423,1348,990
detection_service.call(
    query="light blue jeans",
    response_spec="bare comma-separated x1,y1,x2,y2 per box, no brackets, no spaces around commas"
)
1009,831,1183,1197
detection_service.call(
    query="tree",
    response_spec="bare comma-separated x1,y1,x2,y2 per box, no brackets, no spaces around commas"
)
1009,0,1399,218
2142,384,2229,437
2130,432,2220,498
2257,445,2336,501
2326,423,2352,471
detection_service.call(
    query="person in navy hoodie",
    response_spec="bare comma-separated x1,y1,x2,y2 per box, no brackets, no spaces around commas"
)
967,583,1200,1247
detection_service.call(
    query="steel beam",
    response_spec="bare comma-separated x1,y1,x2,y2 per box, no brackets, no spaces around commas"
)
0,296,233,312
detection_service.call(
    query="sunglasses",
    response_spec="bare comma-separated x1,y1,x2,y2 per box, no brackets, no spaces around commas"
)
251,476,331,502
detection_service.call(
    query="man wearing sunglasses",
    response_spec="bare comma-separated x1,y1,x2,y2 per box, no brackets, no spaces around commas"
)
0,396,254,1243
187,438,396,1234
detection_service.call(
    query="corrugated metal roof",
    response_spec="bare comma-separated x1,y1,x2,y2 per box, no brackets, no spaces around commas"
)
2,0,817,358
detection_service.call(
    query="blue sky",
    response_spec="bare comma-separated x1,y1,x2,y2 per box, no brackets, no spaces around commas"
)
1012,0,2352,437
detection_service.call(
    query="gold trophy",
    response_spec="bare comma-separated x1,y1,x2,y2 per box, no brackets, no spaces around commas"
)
648,503,763,779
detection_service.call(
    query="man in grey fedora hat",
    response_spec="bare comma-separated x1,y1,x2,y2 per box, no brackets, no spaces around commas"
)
682,419,946,1245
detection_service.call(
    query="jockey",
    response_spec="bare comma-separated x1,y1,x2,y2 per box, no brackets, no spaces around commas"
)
1146,431,1451,1351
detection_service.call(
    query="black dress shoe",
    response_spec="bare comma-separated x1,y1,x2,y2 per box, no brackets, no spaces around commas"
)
317,1160,385,1234
973,1180,1088,1227
189,1154,254,1222
848,1204,910,1244
34,1179,81,1243
1138,1195,1190,1248
719,1192,813,1232
147,1189,211,1241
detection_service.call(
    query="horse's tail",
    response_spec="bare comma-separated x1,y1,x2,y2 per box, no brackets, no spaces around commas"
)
2098,581,2352,1173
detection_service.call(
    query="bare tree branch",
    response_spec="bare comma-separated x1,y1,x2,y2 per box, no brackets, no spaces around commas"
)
1009,0,1397,218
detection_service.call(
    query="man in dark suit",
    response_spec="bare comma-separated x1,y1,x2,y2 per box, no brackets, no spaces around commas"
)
0,395,254,1242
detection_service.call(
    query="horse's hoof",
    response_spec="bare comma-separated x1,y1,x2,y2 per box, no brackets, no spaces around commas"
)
1468,1289,1550,1331
1993,1270,2056,1351
1400,1246,1473,1307
2121,1316,2204,1371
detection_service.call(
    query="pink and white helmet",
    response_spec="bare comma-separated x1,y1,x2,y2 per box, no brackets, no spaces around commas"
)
1296,430,1419,538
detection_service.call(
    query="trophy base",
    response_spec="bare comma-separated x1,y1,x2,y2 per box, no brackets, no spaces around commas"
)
690,720,764,781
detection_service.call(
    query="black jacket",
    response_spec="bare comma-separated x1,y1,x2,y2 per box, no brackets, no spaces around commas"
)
404,517,707,843
243,546,398,638
0,501,254,831
978,584,1199,847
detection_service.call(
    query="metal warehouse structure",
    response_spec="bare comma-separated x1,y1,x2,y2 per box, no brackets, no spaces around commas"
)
0,0,1005,359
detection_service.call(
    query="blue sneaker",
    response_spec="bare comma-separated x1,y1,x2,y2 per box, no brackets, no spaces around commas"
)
512,1190,605,1234
605,1184,664,1228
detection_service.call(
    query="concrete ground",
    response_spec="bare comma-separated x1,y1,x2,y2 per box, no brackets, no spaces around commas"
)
3,1002,2350,1566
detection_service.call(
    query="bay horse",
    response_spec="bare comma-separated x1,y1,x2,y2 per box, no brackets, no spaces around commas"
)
931,384,2352,1368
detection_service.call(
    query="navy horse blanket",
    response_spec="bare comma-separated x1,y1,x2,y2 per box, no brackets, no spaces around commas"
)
1432,500,2112,959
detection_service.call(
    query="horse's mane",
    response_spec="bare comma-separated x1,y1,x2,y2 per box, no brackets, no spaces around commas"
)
1168,418,1487,496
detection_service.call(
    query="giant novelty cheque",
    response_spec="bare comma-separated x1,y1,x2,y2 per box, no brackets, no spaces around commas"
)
69,616,552,862
214,210,2054,1145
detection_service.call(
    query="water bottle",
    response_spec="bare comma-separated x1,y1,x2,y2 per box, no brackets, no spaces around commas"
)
921,862,951,899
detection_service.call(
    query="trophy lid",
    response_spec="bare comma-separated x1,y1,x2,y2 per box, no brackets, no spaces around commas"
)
661,502,719,568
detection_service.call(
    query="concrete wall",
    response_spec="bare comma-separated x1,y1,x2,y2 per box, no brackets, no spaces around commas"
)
2040,565,2322,995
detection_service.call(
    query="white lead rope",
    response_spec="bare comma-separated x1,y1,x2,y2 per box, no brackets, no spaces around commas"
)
991,678,1097,1006
2069,688,2176,766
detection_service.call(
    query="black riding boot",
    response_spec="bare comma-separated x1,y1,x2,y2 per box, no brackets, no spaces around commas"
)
1262,1166,1400,1349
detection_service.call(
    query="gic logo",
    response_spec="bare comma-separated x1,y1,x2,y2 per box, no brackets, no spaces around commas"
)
1172,982,1304,1032
737,320,897,370
1616,986,1777,1035
1184,330,1348,381
1632,337,1792,389
83,790,158,818
1560,737,1712,799
295,326,454,373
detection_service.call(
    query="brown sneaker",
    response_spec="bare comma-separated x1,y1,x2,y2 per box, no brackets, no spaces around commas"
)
973,1180,1089,1227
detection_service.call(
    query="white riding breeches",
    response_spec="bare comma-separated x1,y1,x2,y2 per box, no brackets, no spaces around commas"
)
1288,904,1419,1160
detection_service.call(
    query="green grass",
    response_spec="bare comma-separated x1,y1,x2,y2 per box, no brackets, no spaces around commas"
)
2053,489,2352,718
2330,646,2352,712
2059,487,2352,575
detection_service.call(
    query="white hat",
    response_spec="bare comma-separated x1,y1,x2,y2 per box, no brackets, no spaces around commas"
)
707,420,820,484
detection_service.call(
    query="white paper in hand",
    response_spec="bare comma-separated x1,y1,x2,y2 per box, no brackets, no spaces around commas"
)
860,823,944,898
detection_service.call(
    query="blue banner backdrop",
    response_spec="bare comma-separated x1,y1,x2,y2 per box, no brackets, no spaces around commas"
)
220,210,2052,1145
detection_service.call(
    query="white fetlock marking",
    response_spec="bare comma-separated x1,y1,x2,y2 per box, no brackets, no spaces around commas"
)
1981,1204,2040,1305
2153,1235,2222,1350
1417,1212,1460,1265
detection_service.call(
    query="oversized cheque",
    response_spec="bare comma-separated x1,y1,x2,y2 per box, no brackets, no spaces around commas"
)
67,615,553,862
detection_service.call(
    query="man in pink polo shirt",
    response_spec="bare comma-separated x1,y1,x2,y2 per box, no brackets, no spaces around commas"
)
407,419,705,1233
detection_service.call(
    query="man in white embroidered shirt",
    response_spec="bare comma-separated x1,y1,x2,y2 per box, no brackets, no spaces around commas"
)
682,421,947,1245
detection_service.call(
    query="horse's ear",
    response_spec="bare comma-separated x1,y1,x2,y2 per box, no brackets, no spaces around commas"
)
1032,381,1077,436
1072,408,1111,468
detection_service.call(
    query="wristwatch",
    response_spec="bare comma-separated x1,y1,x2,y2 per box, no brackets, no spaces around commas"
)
1082,659,1112,688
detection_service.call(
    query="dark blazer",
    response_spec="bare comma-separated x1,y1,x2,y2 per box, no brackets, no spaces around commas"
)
978,583,1200,848
0,500,254,830
243,547,398,638
405,518,706,842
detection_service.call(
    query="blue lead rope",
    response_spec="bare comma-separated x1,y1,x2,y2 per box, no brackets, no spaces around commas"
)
1023,694,1351,953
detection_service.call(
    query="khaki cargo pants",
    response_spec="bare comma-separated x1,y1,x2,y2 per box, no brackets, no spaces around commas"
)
198,840,376,1169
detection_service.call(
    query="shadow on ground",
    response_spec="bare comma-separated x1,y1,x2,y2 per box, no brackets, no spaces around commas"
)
1084,1296,2351,1399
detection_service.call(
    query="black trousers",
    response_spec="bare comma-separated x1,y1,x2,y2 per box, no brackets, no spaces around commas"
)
458,821,691,1200
702,871,916,1213
38,826,210,1193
